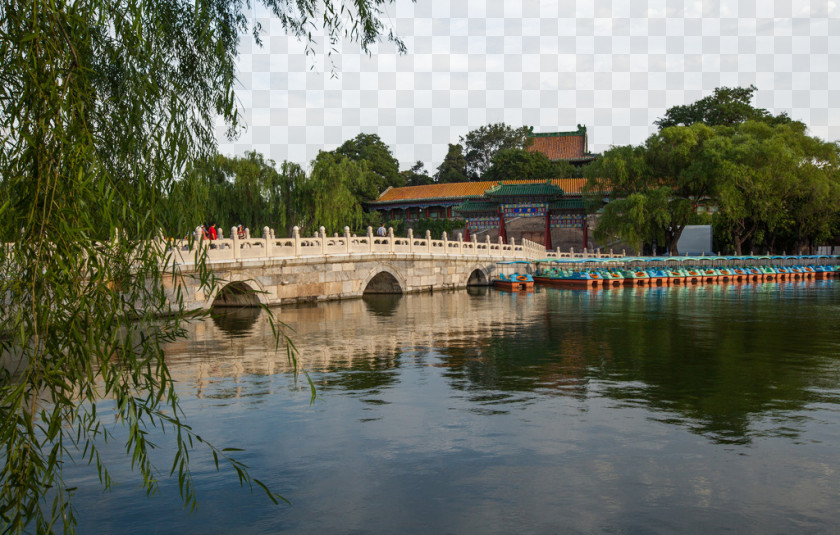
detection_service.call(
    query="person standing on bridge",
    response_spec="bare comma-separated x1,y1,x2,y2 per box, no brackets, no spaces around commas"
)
377,223,387,237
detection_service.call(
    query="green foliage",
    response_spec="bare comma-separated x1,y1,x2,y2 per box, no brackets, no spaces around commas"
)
655,85,792,129
483,148,575,181
336,133,403,196
588,124,724,255
435,144,468,183
461,123,533,180
411,219,466,240
401,161,434,187
296,152,371,235
0,0,405,532
589,111,840,255
715,121,840,254
177,152,305,237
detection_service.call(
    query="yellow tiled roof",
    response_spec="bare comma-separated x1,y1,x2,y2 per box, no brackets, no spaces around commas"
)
373,179,587,203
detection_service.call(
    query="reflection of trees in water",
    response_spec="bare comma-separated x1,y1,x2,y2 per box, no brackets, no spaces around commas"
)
166,282,840,444
436,283,840,444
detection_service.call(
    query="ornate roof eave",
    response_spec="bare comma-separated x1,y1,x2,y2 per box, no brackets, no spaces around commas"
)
366,194,482,206
484,181,565,198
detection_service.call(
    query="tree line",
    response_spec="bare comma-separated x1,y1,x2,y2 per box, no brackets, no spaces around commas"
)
182,123,578,236
585,86,840,255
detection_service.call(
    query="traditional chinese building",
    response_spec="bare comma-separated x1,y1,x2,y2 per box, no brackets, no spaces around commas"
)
366,126,601,249
367,178,591,249
525,124,599,166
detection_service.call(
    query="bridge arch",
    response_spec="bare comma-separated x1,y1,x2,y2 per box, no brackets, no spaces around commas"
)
210,279,266,309
466,265,490,286
362,265,405,295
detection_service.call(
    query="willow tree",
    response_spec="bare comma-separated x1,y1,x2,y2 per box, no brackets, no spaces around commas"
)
0,0,406,532
179,152,306,236
587,124,720,255
296,151,374,234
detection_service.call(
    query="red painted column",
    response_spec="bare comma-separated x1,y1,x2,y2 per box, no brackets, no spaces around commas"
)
544,212,553,250
582,215,588,250
498,209,507,244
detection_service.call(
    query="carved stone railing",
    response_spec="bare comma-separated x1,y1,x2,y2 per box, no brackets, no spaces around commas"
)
165,225,600,266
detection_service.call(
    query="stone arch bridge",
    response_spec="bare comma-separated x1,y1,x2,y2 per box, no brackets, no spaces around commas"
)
168,226,558,311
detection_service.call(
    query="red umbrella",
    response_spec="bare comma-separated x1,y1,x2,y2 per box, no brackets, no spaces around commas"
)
498,210,507,244
544,211,553,251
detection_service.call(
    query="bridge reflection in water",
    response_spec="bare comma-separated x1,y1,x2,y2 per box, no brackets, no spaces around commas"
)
165,280,840,447
70,280,840,534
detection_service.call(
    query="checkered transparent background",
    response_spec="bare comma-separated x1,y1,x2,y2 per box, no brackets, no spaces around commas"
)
218,0,839,172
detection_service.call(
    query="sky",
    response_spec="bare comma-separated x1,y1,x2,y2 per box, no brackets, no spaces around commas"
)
216,0,840,174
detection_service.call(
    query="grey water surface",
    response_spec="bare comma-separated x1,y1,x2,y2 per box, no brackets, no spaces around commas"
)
73,281,840,534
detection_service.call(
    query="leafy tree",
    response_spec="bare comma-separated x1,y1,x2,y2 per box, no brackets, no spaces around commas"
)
411,219,467,240
0,0,405,532
483,148,575,181
179,152,307,237
461,123,533,180
587,124,720,255
296,152,373,234
435,144,468,183
655,85,791,129
712,121,840,254
401,161,434,187
336,133,403,195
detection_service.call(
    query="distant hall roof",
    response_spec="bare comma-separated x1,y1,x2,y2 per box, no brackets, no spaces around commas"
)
526,125,598,162
371,178,587,204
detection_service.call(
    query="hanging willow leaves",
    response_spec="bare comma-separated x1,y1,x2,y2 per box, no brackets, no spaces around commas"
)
0,0,408,532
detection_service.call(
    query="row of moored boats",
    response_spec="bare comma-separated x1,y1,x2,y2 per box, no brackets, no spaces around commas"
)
495,256,840,290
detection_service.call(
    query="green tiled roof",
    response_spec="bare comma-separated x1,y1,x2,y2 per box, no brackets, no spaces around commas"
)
485,182,564,197
549,198,585,210
454,200,498,214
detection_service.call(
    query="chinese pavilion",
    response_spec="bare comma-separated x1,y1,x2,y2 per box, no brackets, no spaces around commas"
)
365,125,601,249
367,178,591,249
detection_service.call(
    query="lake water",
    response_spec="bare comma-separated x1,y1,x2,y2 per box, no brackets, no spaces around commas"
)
72,281,840,533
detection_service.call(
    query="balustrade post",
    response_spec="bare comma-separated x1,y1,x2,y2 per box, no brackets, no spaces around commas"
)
570,247,575,258
263,226,272,258
231,226,240,261
367,226,374,253
320,226,326,255
344,226,351,254
457,232,464,256
271,228,276,239
442,232,448,255
293,226,301,257
426,230,432,254
245,227,251,239
610,248,614,257
388,227,395,253
486,235,492,257
408,228,414,253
